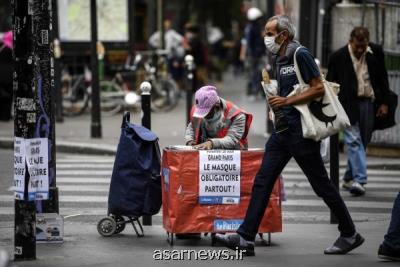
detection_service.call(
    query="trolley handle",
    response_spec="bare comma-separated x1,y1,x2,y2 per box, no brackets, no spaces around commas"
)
122,111,130,128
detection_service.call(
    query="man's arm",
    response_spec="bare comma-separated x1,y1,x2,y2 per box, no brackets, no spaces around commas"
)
269,77,324,108
185,122,196,145
373,44,390,118
209,113,246,149
269,48,324,108
148,31,160,48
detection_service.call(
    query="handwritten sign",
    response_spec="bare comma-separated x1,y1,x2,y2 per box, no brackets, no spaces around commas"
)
14,137,26,200
26,138,49,201
199,150,241,204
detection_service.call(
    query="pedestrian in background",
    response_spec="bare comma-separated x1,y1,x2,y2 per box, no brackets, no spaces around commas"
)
216,15,364,256
241,7,265,101
182,23,208,87
378,191,400,261
206,21,226,83
148,19,185,88
326,27,392,196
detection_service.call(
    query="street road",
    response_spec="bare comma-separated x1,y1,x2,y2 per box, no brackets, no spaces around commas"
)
0,149,397,227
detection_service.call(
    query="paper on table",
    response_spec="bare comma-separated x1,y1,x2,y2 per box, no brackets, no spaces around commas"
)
166,145,197,151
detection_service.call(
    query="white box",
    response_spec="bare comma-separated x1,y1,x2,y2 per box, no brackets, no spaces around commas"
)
36,213,64,243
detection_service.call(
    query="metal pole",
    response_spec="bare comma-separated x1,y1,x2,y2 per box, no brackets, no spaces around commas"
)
128,0,136,54
265,0,275,136
90,0,102,138
329,134,339,224
361,0,367,27
374,3,379,44
381,4,385,46
140,81,152,226
52,0,63,123
184,55,195,125
13,0,36,260
32,0,59,215
157,0,165,49
266,0,275,18
147,0,156,37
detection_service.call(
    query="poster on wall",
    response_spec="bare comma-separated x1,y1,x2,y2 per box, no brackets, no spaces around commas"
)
58,0,128,41
25,138,49,201
199,150,241,204
14,137,26,200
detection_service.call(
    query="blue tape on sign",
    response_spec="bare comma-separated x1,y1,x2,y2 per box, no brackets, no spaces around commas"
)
199,196,223,204
199,196,240,204
214,219,243,232
28,193,36,202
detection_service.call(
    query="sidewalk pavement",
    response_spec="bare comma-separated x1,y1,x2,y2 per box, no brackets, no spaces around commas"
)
0,71,399,168
1,222,398,267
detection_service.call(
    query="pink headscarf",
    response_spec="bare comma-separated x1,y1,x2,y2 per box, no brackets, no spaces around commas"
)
2,31,13,49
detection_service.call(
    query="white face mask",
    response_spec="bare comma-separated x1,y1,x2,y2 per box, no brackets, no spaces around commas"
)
264,34,282,54
205,109,222,124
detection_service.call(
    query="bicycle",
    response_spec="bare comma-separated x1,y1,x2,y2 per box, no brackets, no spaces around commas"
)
62,66,136,117
61,67,90,117
104,50,179,112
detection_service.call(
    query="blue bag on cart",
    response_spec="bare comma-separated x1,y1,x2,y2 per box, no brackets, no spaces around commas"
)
107,113,162,217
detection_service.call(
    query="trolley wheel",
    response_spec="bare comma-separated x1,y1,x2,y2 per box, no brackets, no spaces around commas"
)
97,217,117,237
113,215,126,234
167,232,174,246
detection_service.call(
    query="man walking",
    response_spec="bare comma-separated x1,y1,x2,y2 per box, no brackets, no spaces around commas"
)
326,27,391,196
216,15,364,256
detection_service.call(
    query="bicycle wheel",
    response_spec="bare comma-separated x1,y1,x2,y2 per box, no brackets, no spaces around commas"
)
150,77,180,113
62,76,90,117
99,81,124,116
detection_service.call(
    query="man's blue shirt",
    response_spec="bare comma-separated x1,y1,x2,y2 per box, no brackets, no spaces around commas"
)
275,44,320,131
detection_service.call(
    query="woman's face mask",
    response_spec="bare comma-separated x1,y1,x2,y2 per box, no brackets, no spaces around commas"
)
264,31,285,54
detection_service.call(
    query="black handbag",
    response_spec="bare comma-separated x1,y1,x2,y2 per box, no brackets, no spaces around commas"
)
374,89,398,130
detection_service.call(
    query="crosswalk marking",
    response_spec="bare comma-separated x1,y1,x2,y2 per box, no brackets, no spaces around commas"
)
282,173,400,182
57,177,110,184
1,154,398,225
283,181,400,189
57,170,112,176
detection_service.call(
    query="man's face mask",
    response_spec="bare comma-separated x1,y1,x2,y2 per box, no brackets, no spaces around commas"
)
205,107,222,123
264,31,285,54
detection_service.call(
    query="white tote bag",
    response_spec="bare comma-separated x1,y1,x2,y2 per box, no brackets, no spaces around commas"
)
289,47,350,141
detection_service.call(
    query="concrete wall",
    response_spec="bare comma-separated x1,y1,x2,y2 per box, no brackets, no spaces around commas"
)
331,3,377,51
331,2,400,52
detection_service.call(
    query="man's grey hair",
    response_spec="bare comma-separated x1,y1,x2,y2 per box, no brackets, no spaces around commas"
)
267,15,296,40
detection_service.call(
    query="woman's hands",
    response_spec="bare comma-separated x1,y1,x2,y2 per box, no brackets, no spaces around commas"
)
192,140,213,150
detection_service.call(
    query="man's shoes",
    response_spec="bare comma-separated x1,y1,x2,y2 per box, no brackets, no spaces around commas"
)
214,233,255,256
324,233,365,254
342,180,353,191
349,182,366,196
378,243,400,261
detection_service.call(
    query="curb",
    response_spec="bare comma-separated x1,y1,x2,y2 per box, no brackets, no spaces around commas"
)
0,137,116,156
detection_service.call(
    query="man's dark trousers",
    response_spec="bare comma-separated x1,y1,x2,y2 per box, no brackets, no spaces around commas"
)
237,128,356,241
384,192,400,250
